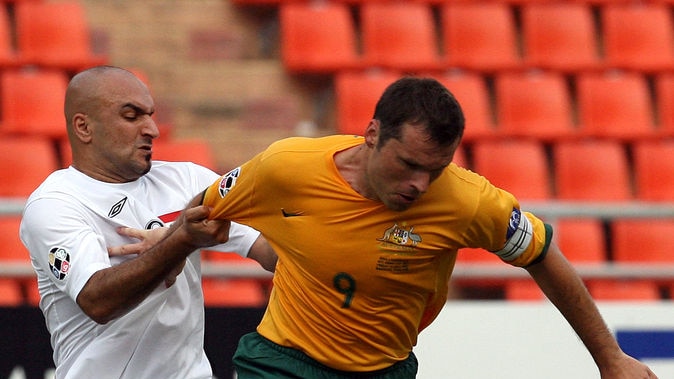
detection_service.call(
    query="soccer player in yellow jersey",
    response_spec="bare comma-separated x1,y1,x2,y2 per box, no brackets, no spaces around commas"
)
184,77,655,378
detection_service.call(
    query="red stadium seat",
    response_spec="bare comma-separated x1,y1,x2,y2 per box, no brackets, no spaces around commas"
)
280,2,361,73
611,219,674,263
334,70,402,136
441,3,521,72
15,1,107,71
655,72,674,137
601,3,674,72
521,3,601,72
472,139,553,201
433,70,497,142
0,279,23,306
554,219,607,263
494,70,576,141
201,251,268,307
586,280,660,301
152,139,218,171
575,71,657,141
360,2,442,72
553,140,632,201
0,68,69,140
0,136,59,197
633,140,674,202
0,4,18,68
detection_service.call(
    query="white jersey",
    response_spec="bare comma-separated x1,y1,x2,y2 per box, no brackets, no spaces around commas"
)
19,161,260,379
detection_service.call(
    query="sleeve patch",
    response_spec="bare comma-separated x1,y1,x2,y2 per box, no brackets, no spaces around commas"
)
49,247,71,280
494,208,533,262
218,167,241,198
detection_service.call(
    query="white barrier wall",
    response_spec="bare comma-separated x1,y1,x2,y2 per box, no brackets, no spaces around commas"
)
416,301,674,379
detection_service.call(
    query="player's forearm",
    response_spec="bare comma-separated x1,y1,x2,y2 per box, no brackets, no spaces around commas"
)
525,244,624,369
77,224,199,324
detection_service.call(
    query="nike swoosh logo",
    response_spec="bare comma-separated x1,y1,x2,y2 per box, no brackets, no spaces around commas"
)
281,209,303,217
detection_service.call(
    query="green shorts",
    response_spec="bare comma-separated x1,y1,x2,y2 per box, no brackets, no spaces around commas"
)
233,332,418,379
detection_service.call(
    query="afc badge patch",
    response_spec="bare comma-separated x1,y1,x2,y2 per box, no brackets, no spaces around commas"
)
218,167,241,198
48,247,70,280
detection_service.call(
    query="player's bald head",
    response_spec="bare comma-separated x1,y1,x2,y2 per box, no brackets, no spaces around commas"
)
64,66,147,125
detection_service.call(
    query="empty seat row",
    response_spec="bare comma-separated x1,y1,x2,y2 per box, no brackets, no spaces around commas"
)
460,138,674,203
335,69,674,142
280,2,674,74
0,1,106,72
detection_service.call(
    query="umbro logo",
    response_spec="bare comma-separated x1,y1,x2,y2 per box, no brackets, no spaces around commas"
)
281,209,303,218
108,197,127,218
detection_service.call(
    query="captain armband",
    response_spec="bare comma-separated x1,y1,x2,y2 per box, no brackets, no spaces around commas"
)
493,208,533,262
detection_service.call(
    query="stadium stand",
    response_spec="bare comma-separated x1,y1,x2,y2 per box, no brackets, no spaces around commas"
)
471,139,553,201
494,70,576,141
440,2,521,72
0,68,69,140
279,2,361,73
521,2,601,72
600,3,674,72
433,70,498,142
553,140,632,201
633,140,674,202
360,2,442,72
15,0,107,72
334,69,402,136
655,72,674,137
0,136,59,198
575,70,657,141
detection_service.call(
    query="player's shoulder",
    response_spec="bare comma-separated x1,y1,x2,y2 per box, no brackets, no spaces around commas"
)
264,135,363,156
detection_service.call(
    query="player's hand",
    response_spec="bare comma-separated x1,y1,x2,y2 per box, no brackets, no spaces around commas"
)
108,226,181,287
179,205,231,248
599,353,658,378
108,226,170,256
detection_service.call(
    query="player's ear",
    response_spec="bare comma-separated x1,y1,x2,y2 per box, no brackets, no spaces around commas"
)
72,113,92,143
364,119,379,148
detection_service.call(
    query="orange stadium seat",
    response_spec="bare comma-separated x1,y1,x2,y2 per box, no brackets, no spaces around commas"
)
0,279,23,306
279,2,361,73
655,72,674,137
334,69,402,136
360,2,442,72
494,70,576,141
586,280,661,301
504,279,544,301
611,219,674,263
152,139,218,171
575,71,657,140
201,278,267,307
601,3,674,72
0,136,59,197
0,68,69,139
0,216,33,305
521,3,601,72
554,219,607,263
633,140,674,202
441,3,521,72
553,140,632,201
0,4,18,68
611,219,672,308
471,139,553,201
15,1,107,71
433,70,497,142
201,251,268,307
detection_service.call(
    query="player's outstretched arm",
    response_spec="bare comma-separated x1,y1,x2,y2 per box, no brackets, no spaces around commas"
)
77,205,230,324
525,243,658,379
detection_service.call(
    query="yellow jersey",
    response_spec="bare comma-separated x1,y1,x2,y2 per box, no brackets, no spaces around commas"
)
202,135,551,372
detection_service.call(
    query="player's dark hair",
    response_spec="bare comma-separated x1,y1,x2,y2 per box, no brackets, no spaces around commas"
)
373,76,465,148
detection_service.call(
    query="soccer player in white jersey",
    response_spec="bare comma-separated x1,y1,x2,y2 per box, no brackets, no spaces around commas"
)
19,65,276,379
